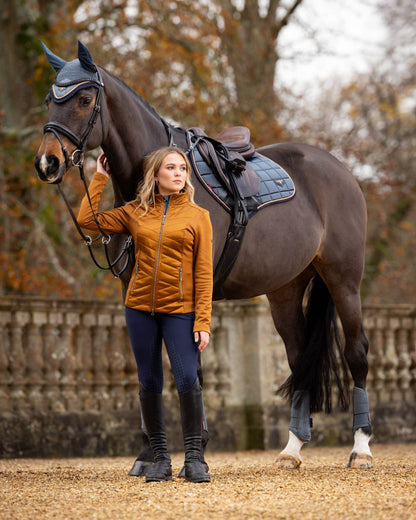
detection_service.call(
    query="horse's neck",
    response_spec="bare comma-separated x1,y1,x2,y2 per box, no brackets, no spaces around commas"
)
100,69,168,203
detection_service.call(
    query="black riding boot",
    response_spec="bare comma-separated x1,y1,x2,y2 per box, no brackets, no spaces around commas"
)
179,381,210,483
139,385,172,482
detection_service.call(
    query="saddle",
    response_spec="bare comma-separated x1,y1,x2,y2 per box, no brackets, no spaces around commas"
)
215,126,256,160
190,127,261,199
186,126,295,300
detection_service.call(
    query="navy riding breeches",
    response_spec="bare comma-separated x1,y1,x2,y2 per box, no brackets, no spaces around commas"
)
125,307,199,394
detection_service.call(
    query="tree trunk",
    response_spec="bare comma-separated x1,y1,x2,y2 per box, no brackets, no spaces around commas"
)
0,0,38,129
219,0,304,143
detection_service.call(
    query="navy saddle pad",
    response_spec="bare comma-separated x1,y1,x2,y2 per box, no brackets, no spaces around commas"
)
186,134,296,216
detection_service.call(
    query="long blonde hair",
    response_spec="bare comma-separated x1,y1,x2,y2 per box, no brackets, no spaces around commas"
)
135,147,195,217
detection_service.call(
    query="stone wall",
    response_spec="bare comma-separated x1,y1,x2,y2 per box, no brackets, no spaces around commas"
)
0,297,415,457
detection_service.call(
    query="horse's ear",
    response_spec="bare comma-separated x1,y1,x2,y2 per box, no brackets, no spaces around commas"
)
40,41,67,72
77,41,97,72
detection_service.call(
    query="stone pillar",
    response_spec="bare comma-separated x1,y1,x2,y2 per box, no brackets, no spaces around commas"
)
9,311,29,411
25,317,45,411
93,313,110,411
60,312,78,412
75,318,94,411
0,310,11,411
108,314,127,411
397,319,412,401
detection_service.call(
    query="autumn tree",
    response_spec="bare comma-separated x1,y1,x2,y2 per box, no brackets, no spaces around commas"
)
0,0,117,298
279,0,416,302
73,0,305,144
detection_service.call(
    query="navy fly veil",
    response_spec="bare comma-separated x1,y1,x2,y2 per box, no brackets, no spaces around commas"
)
41,41,104,103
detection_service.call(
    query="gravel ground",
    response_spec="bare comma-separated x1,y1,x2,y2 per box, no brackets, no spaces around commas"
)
1,444,415,520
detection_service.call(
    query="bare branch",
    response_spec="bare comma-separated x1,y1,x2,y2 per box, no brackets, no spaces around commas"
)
275,0,304,33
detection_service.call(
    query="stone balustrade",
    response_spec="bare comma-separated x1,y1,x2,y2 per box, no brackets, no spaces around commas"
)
1,297,415,456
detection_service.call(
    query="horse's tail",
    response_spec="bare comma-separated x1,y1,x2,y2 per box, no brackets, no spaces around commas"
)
278,275,350,413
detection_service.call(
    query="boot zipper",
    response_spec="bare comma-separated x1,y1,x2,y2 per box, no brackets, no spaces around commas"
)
151,198,170,314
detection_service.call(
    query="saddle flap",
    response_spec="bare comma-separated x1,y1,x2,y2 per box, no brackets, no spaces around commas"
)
228,151,261,198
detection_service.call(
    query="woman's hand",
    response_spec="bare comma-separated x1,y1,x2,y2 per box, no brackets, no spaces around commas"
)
97,152,110,178
194,331,210,351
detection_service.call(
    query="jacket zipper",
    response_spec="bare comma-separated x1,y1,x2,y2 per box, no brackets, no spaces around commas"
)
151,198,170,314
179,267,183,300
129,260,140,296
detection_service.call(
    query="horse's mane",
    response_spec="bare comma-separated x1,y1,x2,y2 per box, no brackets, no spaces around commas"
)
102,67,172,126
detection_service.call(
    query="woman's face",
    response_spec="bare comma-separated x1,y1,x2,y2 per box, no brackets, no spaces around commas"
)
155,152,188,196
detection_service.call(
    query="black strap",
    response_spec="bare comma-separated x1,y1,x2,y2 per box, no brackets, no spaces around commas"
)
212,153,249,299
212,220,246,300
57,166,133,278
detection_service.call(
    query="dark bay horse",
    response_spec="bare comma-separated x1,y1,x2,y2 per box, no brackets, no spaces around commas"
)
35,42,373,469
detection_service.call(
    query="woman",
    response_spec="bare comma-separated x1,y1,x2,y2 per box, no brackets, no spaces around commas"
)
77,147,213,483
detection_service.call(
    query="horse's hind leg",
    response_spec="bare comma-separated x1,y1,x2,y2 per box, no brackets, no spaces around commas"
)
267,271,314,469
318,268,373,469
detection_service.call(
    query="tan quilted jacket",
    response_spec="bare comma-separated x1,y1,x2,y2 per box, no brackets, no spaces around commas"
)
77,172,213,333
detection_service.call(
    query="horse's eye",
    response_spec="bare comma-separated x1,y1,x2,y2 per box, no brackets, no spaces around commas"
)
44,93,51,107
79,96,92,107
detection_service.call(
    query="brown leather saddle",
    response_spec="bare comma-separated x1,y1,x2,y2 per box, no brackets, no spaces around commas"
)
189,126,261,199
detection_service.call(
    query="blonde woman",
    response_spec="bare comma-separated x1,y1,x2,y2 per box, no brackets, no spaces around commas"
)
78,147,213,483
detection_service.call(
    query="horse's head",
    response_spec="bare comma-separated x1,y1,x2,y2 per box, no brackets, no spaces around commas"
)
35,41,105,184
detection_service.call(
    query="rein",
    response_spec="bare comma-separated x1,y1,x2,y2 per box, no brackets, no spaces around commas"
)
43,70,133,278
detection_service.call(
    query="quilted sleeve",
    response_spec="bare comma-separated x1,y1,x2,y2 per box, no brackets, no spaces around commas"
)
192,210,213,334
77,172,130,234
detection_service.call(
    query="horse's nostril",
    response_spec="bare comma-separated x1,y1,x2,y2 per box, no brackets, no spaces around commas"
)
35,154,63,182
48,155,60,174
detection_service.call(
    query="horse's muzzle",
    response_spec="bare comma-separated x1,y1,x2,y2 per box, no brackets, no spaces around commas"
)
35,154,66,184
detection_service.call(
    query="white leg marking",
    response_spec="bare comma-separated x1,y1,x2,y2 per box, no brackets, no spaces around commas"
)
351,428,372,457
280,431,305,461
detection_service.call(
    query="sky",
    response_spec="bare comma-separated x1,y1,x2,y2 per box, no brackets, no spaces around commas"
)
276,0,388,93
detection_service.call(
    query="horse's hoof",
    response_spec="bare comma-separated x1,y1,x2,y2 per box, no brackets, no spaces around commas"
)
348,452,373,469
128,460,153,477
276,454,302,469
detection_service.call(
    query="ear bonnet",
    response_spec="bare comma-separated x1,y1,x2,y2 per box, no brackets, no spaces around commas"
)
41,41,103,103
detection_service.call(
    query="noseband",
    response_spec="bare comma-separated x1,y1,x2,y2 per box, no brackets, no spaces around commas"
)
44,69,133,278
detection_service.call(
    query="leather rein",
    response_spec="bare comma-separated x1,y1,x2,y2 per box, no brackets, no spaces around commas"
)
43,70,133,278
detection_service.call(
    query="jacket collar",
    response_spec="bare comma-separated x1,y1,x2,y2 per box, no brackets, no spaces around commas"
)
155,192,189,206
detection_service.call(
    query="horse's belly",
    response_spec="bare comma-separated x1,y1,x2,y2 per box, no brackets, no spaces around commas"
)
221,201,322,299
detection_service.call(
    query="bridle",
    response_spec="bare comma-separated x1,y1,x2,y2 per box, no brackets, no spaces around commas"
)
43,68,133,278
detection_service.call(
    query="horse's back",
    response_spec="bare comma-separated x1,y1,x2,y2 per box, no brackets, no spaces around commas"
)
257,142,367,281
257,141,366,218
